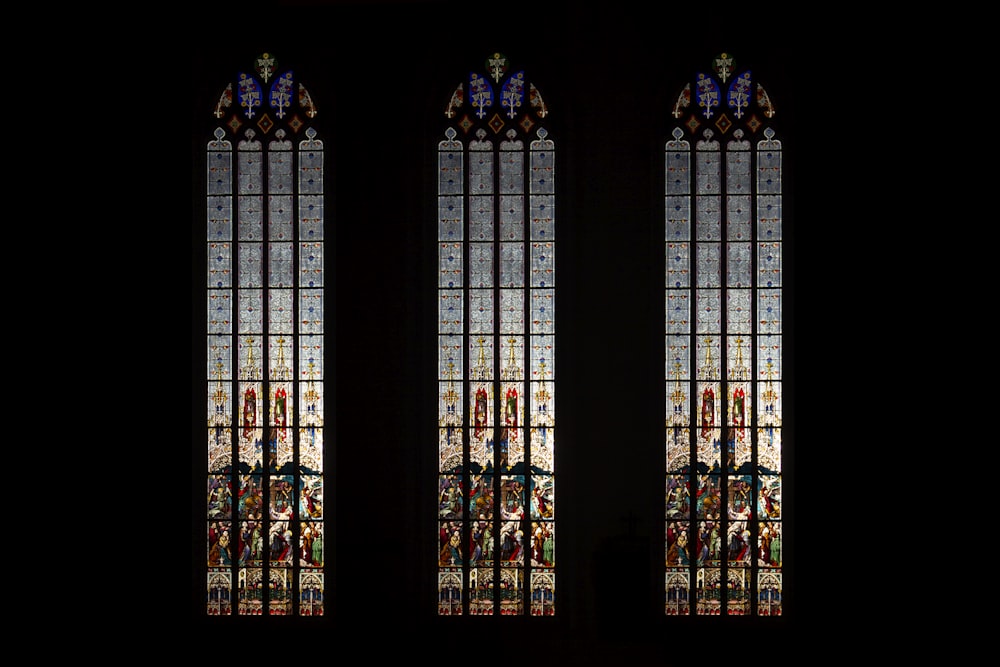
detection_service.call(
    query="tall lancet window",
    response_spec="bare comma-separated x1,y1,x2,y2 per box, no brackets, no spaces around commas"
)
437,52,556,617
205,52,326,617
664,53,784,617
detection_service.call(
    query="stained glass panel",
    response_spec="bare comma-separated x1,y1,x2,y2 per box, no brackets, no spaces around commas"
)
665,54,784,617
204,53,325,616
436,53,555,616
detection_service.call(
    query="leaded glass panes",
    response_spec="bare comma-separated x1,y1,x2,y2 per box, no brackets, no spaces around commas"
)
665,53,784,617
205,53,326,616
437,53,556,616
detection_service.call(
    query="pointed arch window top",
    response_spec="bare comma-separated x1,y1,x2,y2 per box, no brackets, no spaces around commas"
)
445,52,548,123
213,52,318,125
673,53,776,125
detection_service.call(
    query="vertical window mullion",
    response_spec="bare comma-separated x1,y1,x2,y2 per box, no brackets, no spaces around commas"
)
266,129,298,616
665,129,693,616
493,151,503,615
755,127,783,616
724,130,756,616
497,133,525,617
527,129,555,616
436,129,465,615
470,131,497,614
749,145,760,615
695,132,723,616
297,127,326,616
239,134,267,615
207,131,236,616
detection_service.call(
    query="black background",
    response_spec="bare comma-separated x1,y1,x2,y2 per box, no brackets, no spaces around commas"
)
173,1,892,660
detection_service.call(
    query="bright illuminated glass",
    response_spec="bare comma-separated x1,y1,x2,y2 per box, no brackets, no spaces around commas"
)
437,53,555,616
665,53,783,617
206,52,326,616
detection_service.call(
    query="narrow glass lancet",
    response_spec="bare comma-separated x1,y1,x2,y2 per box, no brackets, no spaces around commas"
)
437,53,555,616
206,53,326,616
665,53,783,617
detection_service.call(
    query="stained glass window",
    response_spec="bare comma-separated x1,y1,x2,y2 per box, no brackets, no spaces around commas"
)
437,52,556,616
205,52,326,616
664,53,783,617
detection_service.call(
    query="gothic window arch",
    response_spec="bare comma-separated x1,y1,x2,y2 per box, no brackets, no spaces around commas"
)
664,52,785,617
204,52,327,617
436,52,556,616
